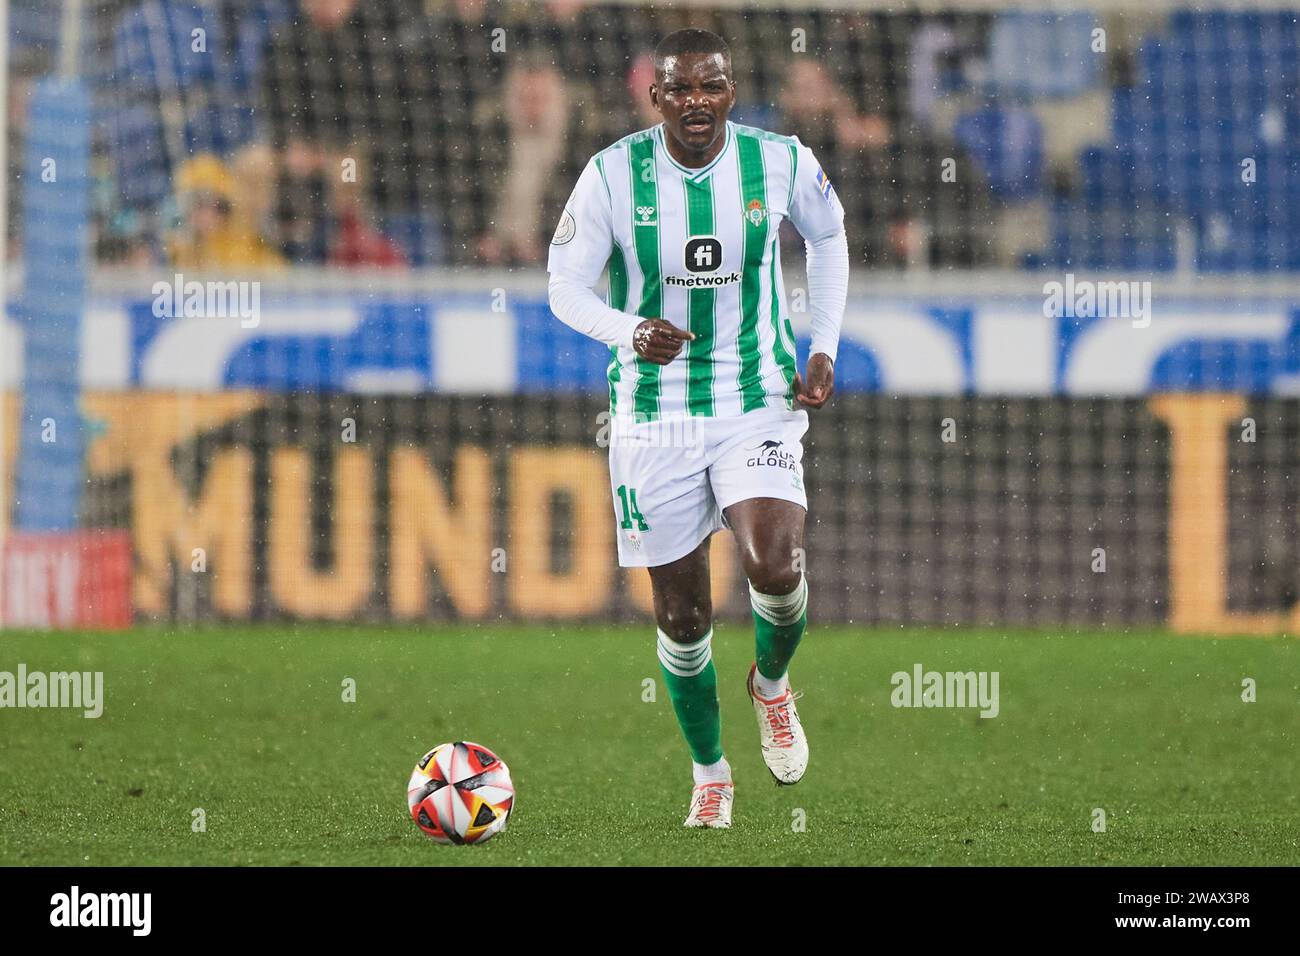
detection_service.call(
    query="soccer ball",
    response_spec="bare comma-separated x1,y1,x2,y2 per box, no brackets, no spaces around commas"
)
407,741,515,845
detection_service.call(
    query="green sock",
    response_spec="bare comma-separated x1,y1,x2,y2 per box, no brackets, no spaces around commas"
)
656,628,723,765
751,574,809,681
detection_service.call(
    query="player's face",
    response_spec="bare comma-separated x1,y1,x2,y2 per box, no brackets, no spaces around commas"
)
651,53,736,155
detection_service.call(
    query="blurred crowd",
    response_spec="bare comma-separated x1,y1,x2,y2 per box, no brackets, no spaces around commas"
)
6,0,1135,271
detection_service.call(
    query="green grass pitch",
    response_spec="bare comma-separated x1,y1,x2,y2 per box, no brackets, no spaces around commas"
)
0,623,1295,866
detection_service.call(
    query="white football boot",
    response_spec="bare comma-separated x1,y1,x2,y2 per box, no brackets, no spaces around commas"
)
747,663,809,785
684,781,734,829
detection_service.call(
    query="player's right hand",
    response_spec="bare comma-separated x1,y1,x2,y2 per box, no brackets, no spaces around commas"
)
632,319,695,365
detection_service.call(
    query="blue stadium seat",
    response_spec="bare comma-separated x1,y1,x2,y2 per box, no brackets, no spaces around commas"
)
986,13,1100,100
100,1,292,211
953,107,1044,201
1061,13,1300,271
1046,198,1177,272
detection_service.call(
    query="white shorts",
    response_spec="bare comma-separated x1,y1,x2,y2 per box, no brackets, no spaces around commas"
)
607,406,809,568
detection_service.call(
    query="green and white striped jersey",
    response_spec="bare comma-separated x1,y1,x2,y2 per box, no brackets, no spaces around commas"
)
548,120,845,420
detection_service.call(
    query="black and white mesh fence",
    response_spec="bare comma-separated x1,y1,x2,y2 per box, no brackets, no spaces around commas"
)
1,2,1297,632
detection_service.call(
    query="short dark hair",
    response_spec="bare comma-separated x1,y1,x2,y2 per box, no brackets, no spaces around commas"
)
653,28,732,79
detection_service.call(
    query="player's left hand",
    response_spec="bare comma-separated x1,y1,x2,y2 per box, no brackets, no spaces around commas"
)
793,353,835,409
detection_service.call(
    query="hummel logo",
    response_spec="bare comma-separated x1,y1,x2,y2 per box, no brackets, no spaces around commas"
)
635,205,656,224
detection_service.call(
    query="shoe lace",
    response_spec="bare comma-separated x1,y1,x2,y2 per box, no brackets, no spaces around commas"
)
693,784,728,822
763,691,804,749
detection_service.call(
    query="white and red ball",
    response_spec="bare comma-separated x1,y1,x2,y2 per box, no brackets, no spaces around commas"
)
407,741,515,845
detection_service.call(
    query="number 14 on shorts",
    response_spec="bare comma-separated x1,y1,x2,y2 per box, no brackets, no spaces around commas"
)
616,485,650,531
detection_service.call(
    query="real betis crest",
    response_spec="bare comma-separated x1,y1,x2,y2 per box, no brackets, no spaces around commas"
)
745,198,767,226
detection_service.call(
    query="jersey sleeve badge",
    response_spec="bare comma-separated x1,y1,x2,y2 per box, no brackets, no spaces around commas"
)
551,208,576,245
815,167,835,204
